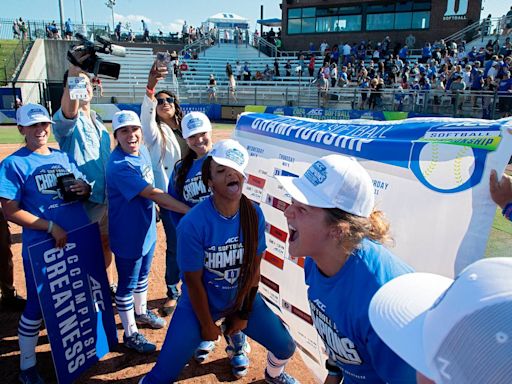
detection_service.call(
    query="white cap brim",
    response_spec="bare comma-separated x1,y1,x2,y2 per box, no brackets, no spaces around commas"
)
212,155,246,178
368,272,453,380
19,116,54,126
276,175,335,208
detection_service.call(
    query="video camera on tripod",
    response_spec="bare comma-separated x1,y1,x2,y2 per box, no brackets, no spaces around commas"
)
67,33,126,79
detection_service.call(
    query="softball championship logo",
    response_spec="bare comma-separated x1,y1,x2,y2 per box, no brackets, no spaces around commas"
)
305,161,327,186
409,124,501,193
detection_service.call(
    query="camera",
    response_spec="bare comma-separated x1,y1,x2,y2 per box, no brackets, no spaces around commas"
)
57,174,87,202
67,33,126,80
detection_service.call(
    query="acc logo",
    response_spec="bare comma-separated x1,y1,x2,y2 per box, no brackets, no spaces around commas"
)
307,108,323,117
187,117,204,130
226,148,245,166
305,161,327,186
28,108,46,119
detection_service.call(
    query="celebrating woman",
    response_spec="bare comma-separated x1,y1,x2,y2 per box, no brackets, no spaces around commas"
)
141,139,299,384
0,104,91,384
277,155,416,384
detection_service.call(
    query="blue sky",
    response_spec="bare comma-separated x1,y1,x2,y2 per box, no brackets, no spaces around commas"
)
2,0,509,33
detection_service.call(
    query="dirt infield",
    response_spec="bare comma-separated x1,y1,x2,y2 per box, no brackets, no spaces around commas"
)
0,128,317,383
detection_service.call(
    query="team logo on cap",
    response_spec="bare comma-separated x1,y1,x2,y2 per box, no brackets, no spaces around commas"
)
226,148,245,166
117,113,133,124
187,117,204,130
28,108,46,119
305,161,327,186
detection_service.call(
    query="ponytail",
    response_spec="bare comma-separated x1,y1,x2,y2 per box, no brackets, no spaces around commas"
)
174,150,197,196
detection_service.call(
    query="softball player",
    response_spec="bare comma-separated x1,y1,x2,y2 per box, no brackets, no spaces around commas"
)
107,111,189,354
0,104,91,384
277,155,416,384
168,112,251,378
141,139,299,384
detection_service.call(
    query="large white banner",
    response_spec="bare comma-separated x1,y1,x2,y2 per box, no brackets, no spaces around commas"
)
233,113,512,381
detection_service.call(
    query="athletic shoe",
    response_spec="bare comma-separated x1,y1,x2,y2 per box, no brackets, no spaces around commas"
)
226,332,250,378
123,332,156,353
264,370,300,384
19,366,44,384
135,310,166,329
193,340,216,363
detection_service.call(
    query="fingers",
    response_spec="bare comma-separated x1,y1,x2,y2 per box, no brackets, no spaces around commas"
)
490,169,498,193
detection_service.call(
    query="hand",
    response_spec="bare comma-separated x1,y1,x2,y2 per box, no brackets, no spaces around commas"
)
200,321,222,341
69,179,91,198
224,314,248,336
490,170,512,209
324,375,343,384
51,222,67,248
147,61,168,90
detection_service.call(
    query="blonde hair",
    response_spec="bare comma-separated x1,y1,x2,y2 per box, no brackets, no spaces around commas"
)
324,208,392,254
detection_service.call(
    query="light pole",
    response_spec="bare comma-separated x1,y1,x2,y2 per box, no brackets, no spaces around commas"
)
105,0,116,31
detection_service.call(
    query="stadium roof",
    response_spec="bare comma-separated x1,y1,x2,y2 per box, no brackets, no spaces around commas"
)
257,18,282,27
207,13,248,23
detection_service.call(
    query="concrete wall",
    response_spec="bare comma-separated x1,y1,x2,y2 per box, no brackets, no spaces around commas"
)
44,39,74,81
17,39,47,104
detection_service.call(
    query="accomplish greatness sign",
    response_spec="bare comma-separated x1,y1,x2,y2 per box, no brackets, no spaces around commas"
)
233,112,512,379
28,223,118,383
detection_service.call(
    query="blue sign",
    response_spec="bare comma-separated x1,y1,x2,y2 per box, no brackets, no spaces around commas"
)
116,103,222,121
28,223,118,383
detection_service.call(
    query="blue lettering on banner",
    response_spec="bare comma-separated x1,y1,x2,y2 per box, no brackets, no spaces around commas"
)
237,113,504,194
28,223,118,383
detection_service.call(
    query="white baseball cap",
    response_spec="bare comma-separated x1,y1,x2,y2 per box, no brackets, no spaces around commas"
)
16,103,54,126
181,111,212,139
369,257,512,384
276,155,374,217
112,110,142,132
209,139,249,177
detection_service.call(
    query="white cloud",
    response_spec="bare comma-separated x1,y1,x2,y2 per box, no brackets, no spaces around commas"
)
114,13,184,33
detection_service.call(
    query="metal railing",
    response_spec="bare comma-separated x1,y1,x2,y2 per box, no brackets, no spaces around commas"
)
443,16,505,44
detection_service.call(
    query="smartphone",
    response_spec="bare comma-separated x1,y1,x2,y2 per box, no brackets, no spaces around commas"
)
156,51,171,67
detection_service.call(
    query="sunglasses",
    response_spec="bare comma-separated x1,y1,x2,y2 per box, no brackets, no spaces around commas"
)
157,97,175,105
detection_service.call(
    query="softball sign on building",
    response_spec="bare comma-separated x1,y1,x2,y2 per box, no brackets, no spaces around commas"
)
233,113,512,380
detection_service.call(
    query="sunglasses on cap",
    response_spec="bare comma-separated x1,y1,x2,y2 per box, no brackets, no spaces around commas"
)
157,97,175,105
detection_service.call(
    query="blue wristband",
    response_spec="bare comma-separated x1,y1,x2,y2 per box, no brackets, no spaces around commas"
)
502,202,512,221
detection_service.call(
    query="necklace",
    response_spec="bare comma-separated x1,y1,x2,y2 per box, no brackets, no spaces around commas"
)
211,199,239,220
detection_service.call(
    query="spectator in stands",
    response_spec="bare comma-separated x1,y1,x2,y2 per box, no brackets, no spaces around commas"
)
12,20,20,39
284,60,292,77
91,76,104,97
226,62,233,79
481,14,492,37
207,74,217,102
421,42,432,64
482,75,497,118
141,61,188,316
228,73,237,102
182,21,188,43
128,29,135,43
358,76,370,109
19,18,27,40
330,63,338,87
505,6,512,35
369,78,384,110
243,62,251,81
0,103,91,384
449,73,466,113
53,58,115,295
115,21,122,41
320,40,329,57
497,70,512,116
64,18,73,40
235,61,243,81
274,58,280,77
308,55,316,77
142,19,150,42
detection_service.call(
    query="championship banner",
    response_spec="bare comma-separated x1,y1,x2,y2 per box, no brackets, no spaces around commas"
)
233,112,512,380
28,223,118,383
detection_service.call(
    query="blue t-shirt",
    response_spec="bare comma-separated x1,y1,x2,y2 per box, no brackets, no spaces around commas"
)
304,238,416,383
0,147,90,259
107,145,156,259
168,155,210,225
177,196,266,315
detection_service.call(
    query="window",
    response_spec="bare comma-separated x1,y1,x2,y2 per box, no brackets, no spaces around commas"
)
316,16,337,32
288,8,301,19
338,15,362,31
367,4,395,13
395,12,412,29
287,18,301,34
302,18,315,33
302,8,316,17
366,13,394,31
412,11,430,29
396,1,413,11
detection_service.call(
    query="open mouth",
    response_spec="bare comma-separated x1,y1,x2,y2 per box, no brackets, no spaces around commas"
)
288,224,298,242
226,180,240,193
